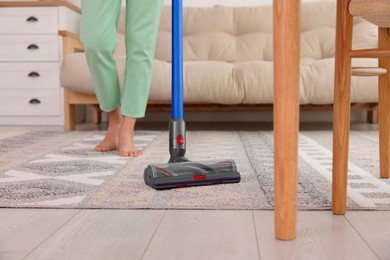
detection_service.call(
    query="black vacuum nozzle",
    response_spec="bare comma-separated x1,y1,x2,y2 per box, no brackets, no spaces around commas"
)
144,159,240,190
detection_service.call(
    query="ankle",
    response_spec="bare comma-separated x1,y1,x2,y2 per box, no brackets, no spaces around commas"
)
119,116,136,133
108,106,122,121
107,121,121,130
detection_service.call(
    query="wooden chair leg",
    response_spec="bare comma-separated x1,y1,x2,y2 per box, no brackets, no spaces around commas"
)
64,88,76,131
378,28,390,179
332,0,353,215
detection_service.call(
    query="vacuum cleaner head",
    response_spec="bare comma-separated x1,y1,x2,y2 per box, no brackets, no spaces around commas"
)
144,159,240,190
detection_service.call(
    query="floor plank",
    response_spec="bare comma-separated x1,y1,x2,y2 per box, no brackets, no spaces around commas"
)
346,211,390,260
25,209,165,260
142,210,260,260
0,209,79,253
253,211,379,260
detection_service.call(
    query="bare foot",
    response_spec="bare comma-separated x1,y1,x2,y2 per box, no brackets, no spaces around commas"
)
118,133,143,157
118,116,143,157
95,125,120,152
95,108,122,152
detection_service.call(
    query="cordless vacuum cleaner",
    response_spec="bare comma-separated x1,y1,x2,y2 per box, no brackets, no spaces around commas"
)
144,0,241,190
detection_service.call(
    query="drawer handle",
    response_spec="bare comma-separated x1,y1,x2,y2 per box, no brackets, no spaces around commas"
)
27,44,39,50
29,98,41,105
26,16,39,22
28,72,40,78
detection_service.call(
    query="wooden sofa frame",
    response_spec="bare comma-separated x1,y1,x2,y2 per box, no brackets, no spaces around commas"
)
60,31,379,131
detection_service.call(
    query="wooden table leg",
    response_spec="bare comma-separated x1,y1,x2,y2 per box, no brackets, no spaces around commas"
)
273,0,300,240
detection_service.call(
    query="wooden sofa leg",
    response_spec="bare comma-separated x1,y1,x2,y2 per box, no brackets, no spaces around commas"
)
332,0,353,215
64,103,76,131
367,109,378,123
91,105,102,124
64,89,76,131
378,27,390,179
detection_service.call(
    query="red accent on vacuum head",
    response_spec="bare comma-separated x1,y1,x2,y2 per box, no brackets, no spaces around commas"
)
193,174,207,180
177,135,184,145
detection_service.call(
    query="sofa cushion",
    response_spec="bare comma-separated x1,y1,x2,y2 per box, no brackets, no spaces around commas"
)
154,2,376,62
61,1,380,105
61,54,245,104
61,53,379,105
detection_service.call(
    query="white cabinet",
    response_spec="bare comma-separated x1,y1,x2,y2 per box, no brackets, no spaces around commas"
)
0,7,59,34
0,4,80,125
0,35,60,62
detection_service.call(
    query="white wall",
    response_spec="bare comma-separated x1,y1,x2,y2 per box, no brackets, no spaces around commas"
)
163,0,268,6
72,0,333,7
119,0,334,6
163,0,333,6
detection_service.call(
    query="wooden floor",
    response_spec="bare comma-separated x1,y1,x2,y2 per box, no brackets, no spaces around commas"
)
0,122,389,260
1,209,389,260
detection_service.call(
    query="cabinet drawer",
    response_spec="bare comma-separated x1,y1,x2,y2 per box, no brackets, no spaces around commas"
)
0,7,58,34
0,35,59,62
0,89,61,116
0,63,60,89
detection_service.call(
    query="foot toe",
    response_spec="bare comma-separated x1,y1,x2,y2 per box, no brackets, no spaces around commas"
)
118,149,142,157
96,145,115,152
118,150,128,157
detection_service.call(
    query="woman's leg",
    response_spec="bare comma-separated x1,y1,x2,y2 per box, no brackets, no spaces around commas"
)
118,0,164,157
80,0,122,151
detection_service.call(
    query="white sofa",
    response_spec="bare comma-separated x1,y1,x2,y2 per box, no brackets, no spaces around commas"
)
60,1,379,129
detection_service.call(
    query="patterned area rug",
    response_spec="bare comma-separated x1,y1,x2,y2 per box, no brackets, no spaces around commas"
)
0,129,389,210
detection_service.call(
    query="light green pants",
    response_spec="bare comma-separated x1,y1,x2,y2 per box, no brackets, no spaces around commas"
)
80,0,163,118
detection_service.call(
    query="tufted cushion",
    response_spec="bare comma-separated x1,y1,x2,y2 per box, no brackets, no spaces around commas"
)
61,1,380,105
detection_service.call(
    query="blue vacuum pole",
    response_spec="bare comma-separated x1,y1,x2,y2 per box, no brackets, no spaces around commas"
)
169,0,187,162
172,0,183,120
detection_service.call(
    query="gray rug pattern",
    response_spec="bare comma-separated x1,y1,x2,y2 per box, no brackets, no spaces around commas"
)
0,131,160,207
0,129,389,210
239,131,334,210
